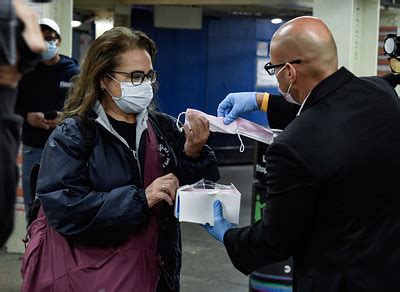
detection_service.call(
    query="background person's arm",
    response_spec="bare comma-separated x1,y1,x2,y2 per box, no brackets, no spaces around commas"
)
0,0,46,247
0,87,22,247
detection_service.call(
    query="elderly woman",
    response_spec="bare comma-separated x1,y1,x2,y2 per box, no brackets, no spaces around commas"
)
21,27,219,292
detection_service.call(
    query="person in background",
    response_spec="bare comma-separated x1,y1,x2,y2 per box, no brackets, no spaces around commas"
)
205,16,400,291
0,0,46,247
15,18,79,219
21,27,219,291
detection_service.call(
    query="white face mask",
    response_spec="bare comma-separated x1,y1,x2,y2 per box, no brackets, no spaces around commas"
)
275,65,301,105
176,108,274,152
106,74,153,113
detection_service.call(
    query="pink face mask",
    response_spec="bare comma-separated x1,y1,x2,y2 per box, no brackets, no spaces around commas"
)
176,108,274,152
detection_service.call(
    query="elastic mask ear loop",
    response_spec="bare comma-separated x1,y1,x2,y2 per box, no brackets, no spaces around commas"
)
105,87,119,100
176,111,186,132
237,133,245,153
287,82,293,95
105,73,121,100
107,73,120,84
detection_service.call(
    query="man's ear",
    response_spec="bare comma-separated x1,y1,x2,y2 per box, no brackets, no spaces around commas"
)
57,36,62,47
286,63,297,83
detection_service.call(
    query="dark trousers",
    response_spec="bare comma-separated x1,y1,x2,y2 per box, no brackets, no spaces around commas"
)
0,86,22,247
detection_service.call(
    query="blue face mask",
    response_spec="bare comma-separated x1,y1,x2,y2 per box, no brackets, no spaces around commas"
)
41,41,58,60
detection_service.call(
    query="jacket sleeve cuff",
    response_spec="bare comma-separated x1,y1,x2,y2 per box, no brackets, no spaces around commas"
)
223,228,254,275
135,188,150,214
181,148,207,161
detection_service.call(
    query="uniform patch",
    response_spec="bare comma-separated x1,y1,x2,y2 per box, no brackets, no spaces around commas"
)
59,81,72,88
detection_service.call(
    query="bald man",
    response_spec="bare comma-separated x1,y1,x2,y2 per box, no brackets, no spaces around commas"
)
205,16,400,291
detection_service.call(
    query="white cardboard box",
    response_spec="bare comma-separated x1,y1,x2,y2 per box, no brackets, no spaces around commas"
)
174,181,241,226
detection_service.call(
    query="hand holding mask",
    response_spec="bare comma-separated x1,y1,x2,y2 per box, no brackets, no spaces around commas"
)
182,113,210,158
177,108,274,152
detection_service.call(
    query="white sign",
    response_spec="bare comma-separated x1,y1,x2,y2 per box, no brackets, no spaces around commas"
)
256,57,278,88
257,41,269,57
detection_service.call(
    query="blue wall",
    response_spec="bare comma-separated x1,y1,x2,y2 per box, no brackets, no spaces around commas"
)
206,17,255,114
131,8,282,126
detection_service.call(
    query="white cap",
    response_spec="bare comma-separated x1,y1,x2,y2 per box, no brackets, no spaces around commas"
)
39,18,61,36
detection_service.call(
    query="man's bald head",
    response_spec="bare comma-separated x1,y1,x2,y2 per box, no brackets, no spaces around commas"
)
271,16,338,79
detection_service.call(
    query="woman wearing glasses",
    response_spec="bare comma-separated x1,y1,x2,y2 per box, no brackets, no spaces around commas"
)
21,27,219,292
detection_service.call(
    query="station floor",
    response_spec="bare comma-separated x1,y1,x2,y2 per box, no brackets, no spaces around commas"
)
0,165,254,292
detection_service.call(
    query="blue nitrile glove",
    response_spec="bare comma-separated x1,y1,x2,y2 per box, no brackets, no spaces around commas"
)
217,92,258,125
203,200,235,243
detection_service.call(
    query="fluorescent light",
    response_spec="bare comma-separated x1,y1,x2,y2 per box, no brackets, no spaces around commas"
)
271,18,283,24
71,20,82,28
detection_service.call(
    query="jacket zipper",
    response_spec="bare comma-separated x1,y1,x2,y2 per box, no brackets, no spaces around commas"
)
131,148,142,183
93,109,145,186
157,253,175,290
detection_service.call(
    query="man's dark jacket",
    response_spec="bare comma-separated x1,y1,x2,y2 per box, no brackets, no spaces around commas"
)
224,67,400,292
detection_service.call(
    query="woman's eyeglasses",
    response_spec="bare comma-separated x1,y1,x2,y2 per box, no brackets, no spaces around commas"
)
110,70,157,86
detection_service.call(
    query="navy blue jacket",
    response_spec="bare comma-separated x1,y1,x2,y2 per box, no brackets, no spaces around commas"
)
15,55,79,148
36,107,220,291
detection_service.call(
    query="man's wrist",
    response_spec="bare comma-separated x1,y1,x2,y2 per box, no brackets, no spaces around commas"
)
256,92,264,108
256,92,269,112
221,225,233,243
183,148,202,159
258,92,269,112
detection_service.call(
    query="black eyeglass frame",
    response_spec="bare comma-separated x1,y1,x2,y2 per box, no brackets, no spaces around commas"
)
264,60,301,76
110,70,158,86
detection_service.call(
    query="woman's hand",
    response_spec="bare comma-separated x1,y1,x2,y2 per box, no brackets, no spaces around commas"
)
145,173,179,208
183,113,210,158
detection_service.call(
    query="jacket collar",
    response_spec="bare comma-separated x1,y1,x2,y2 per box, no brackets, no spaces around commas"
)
298,67,354,115
92,100,149,151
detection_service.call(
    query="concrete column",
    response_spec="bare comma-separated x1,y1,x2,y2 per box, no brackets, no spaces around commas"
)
94,5,131,39
35,0,73,57
380,8,400,27
94,10,114,39
114,4,132,28
313,0,380,76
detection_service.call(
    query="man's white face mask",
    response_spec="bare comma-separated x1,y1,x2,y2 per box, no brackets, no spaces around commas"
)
176,108,274,152
275,65,301,105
